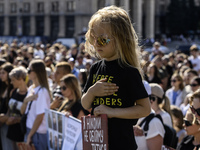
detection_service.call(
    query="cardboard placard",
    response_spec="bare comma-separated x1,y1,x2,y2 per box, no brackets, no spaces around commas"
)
81,114,108,150
17,142,36,150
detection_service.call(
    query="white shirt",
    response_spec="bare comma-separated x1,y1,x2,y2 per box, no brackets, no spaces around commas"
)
160,110,173,127
135,111,165,150
189,56,200,71
26,85,51,134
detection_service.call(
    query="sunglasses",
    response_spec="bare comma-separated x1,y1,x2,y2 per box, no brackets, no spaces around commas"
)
89,34,111,47
60,86,67,91
171,79,177,83
184,119,192,127
27,68,34,74
190,83,199,87
149,95,157,101
190,105,200,116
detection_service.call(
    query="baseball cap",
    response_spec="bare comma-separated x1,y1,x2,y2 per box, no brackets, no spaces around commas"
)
149,83,164,99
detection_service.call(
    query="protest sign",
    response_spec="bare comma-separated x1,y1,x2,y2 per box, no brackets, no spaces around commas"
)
81,114,108,150
62,116,82,150
45,109,82,150
17,142,36,150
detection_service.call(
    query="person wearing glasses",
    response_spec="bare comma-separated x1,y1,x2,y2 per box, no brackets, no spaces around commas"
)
176,109,200,150
166,73,187,107
149,83,173,127
20,59,51,150
190,77,200,93
57,74,89,119
81,5,151,150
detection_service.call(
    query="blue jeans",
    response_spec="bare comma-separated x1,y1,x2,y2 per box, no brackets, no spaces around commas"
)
24,128,47,150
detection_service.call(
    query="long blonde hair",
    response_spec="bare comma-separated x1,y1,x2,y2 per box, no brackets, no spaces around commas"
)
85,5,142,74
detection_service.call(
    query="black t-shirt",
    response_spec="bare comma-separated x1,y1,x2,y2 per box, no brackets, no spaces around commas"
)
83,59,148,150
7,89,27,142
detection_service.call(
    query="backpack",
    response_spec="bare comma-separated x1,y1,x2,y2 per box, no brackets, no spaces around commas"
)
139,113,178,149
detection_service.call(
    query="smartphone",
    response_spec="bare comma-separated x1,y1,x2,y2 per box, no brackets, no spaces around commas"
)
54,93,65,100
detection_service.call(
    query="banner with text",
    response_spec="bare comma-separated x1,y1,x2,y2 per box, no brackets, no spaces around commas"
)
81,114,108,150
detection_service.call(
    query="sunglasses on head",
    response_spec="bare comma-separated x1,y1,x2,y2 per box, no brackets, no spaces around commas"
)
89,34,111,47
184,119,192,127
60,86,67,91
27,68,34,74
190,83,199,87
190,105,200,116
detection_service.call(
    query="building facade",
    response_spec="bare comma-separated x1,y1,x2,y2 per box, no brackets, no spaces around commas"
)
0,0,171,42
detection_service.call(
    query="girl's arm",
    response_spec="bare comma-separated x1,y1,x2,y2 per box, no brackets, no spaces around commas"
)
146,135,163,150
94,98,151,119
26,113,44,145
81,78,119,110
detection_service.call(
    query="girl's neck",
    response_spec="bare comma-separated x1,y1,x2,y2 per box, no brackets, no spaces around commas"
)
173,86,179,91
33,79,40,88
193,132,200,146
152,105,161,114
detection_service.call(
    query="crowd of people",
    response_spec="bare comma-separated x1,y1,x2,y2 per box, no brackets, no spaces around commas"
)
0,5,200,150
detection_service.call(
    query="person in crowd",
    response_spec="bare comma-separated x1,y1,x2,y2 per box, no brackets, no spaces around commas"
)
149,83,173,127
50,62,72,110
177,109,200,150
134,79,165,150
78,69,88,90
166,73,187,107
75,54,85,70
68,57,79,79
170,105,187,146
81,5,151,150
188,44,200,75
190,76,200,93
183,69,198,94
57,74,89,119
149,41,162,60
151,55,169,91
147,63,162,84
5,66,28,150
20,59,51,150
0,62,14,150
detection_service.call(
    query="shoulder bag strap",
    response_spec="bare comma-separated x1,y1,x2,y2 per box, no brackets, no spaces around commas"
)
26,87,42,115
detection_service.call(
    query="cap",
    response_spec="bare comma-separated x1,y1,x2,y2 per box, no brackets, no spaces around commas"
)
149,83,164,99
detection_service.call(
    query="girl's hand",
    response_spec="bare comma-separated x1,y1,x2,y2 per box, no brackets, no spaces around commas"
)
133,125,144,136
0,114,9,123
89,78,119,97
24,94,38,104
94,105,113,118
50,96,63,109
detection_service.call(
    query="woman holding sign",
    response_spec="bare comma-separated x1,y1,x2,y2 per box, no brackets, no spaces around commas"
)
81,5,151,150
58,74,89,119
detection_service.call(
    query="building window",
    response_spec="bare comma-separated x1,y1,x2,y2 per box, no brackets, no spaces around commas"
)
9,17,17,35
10,3,17,13
50,16,59,40
65,16,74,38
0,17,4,35
66,1,76,12
115,0,121,6
97,0,105,9
37,2,44,13
36,16,44,36
23,17,30,36
23,3,30,13
52,1,59,12
0,3,4,13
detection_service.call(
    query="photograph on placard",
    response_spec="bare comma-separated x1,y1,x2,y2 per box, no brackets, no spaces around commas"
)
58,135,63,150
48,130,53,149
48,111,53,129
57,113,63,133
53,132,59,150
52,111,57,130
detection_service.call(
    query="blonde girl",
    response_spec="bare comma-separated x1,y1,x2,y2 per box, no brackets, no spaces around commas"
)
81,5,151,150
